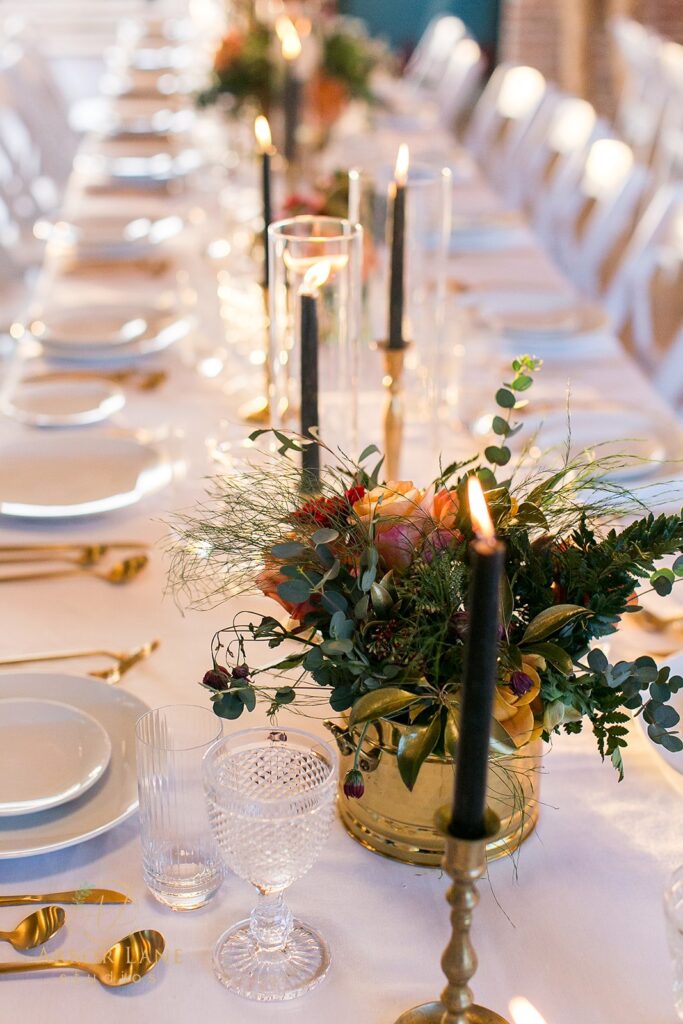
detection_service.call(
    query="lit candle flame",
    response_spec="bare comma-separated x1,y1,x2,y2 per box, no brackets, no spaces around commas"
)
276,15,302,61
509,997,548,1024
254,115,272,153
467,477,495,540
300,259,332,296
394,143,410,186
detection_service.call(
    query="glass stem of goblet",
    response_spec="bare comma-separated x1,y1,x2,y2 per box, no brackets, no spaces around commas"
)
249,891,294,951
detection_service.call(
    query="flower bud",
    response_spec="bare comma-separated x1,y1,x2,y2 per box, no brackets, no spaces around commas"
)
202,666,230,691
343,768,365,799
232,663,251,680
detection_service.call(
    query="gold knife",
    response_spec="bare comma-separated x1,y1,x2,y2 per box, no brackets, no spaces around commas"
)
0,889,132,907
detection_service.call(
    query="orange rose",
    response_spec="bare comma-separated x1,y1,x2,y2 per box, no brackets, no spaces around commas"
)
431,488,460,529
255,563,317,622
353,482,428,569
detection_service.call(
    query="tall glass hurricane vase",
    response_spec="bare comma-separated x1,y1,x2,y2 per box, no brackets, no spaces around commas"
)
203,727,338,1000
268,215,362,468
136,705,224,910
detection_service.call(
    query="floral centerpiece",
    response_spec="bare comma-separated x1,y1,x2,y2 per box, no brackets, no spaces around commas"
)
170,358,683,862
197,16,385,123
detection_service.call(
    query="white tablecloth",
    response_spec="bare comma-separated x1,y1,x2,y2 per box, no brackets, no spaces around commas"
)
1,49,682,1024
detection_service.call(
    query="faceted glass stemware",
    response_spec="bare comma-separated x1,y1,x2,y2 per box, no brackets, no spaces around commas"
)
203,726,338,1001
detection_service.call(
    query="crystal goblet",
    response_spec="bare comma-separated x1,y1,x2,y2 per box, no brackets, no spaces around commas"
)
203,727,338,1001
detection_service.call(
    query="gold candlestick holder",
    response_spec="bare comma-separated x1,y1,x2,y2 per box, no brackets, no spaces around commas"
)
379,341,409,480
239,285,271,424
394,811,510,1024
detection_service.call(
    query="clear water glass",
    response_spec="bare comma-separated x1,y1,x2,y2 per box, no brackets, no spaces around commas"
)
203,726,338,1001
136,705,224,910
665,865,683,1019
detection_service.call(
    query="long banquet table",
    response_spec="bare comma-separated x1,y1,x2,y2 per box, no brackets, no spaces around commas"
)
1,43,682,1024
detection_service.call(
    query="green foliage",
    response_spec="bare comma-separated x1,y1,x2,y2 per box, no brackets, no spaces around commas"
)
170,355,683,789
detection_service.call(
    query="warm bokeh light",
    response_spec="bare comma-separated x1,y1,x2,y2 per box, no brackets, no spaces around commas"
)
394,143,410,186
509,997,548,1024
497,65,545,119
254,115,272,153
300,259,332,296
276,15,302,61
467,477,495,540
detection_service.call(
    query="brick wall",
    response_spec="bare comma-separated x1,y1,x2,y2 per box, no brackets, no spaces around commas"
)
500,0,683,112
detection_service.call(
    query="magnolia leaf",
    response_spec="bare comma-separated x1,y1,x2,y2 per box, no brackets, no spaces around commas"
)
526,642,573,675
500,574,514,628
359,444,380,462
349,687,419,727
396,714,441,791
521,604,590,644
489,718,519,755
515,502,548,529
370,581,393,614
445,709,460,757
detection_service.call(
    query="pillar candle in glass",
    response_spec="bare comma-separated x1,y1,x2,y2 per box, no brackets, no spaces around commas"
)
450,477,506,840
268,215,362,473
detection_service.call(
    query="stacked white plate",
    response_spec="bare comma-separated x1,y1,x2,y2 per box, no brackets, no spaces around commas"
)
29,305,194,364
36,214,184,261
75,147,202,189
0,432,175,519
0,673,147,858
459,287,611,358
449,215,534,254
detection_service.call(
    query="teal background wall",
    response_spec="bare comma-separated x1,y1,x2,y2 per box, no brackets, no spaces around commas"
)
338,0,500,52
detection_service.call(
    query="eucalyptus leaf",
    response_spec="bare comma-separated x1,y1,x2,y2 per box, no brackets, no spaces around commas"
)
495,388,515,409
271,541,308,559
312,528,339,546
276,578,312,604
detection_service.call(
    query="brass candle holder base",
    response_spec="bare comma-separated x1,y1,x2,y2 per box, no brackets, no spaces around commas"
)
378,340,410,480
238,285,271,424
393,811,511,1024
394,1002,509,1023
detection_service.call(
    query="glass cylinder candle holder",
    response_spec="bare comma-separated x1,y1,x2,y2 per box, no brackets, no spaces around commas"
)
349,161,452,424
267,215,362,481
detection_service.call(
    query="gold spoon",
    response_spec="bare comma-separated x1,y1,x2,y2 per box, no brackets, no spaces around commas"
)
0,907,65,951
0,929,165,986
90,639,161,684
0,555,149,585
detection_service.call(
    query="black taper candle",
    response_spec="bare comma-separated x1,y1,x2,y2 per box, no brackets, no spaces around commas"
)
262,148,272,289
300,289,321,489
387,143,409,350
450,480,506,840
283,71,301,165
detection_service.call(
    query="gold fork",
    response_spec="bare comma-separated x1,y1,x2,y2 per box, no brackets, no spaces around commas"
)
0,639,161,683
0,543,149,566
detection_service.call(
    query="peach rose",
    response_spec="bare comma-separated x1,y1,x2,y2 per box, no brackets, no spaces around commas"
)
493,654,544,748
255,563,317,622
430,488,460,529
352,482,428,570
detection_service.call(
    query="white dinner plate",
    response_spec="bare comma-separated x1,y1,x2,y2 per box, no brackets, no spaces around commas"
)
3,379,125,427
0,698,112,816
42,316,194,366
0,674,147,858
459,288,609,339
36,214,184,260
0,433,174,519
75,148,200,186
31,306,163,350
523,407,669,483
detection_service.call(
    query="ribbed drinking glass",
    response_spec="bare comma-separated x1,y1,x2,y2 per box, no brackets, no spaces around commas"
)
203,726,338,1000
136,705,224,910
665,865,683,1020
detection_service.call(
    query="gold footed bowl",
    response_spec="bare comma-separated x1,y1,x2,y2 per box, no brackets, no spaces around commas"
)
326,719,542,867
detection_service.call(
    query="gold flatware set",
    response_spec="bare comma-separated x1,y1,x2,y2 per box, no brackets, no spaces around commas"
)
0,891,164,988
22,368,168,391
0,542,150,585
0,638,160,684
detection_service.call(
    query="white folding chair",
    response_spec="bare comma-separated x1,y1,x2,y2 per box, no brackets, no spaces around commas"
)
548,138,650,296
435,36,485,130
651,40,683,186
405,15,467,91
610,16,666,162
464,64,548,178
